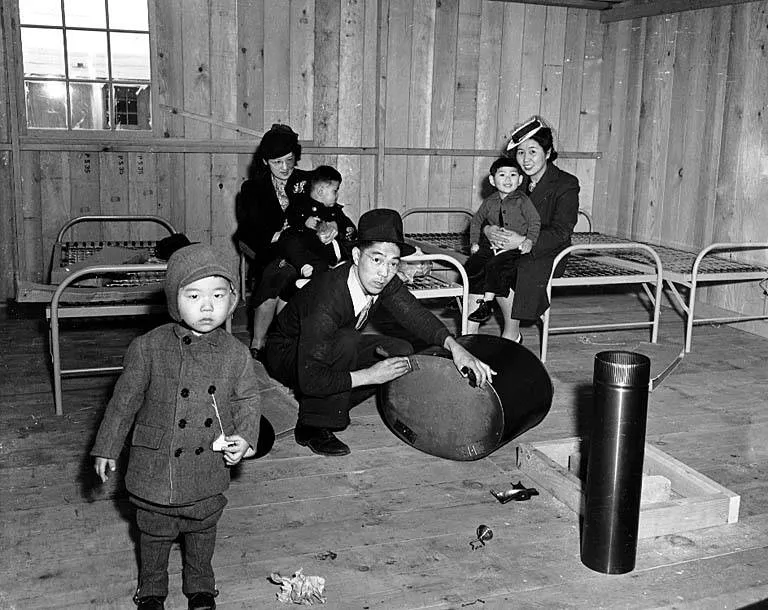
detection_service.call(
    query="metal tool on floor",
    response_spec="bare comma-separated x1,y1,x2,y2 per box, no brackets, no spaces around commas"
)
490,481,540,503
470,524,494,550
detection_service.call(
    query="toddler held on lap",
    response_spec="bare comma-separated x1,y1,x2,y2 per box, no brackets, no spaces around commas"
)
464,157,541,325
279,165,357,281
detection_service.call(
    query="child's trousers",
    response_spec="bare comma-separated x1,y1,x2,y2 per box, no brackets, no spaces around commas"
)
131,493,227,599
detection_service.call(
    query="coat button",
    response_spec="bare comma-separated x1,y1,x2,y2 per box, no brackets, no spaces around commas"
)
183,336,192,345
178,419,186,428
195,447,204,455
180,388,189,398
207,385,216,394
174,448,183,457
204,418,213,427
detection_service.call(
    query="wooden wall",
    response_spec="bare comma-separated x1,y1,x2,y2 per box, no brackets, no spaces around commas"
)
0,0,601,301
594,0,768,337
1,0,765,339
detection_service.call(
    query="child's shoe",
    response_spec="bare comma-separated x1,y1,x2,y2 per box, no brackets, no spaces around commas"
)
188,591,217,610
468,299,494,323
135,596,165,610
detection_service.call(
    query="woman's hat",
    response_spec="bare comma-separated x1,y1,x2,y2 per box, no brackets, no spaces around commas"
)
506,116,545,150
355,209,416,256
259,123,299,160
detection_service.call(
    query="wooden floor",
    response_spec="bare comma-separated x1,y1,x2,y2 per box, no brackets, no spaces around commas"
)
2,291,768,609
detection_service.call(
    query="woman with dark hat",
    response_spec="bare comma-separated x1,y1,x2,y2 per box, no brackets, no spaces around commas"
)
263,208,495,457
235,124,313,359
475,116,580,344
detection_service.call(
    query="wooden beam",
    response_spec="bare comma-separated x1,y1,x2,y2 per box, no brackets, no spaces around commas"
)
487,0,618,10
1,1,26,285
16,137,601,158
600,0,761,23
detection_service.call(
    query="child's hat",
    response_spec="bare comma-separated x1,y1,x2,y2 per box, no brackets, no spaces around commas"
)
506,116,545,150
164,244,237,321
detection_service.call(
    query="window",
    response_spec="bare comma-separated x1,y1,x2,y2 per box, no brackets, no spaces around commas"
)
19,0,151,131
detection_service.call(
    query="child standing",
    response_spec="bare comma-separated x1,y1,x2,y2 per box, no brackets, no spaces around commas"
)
465,157,541,324
91,244,262,610
279,165,357,280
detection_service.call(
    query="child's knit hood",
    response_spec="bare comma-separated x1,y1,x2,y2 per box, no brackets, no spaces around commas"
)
164,244,238,322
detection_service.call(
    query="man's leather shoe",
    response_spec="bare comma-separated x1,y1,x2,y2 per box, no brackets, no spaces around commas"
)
294,424,350,456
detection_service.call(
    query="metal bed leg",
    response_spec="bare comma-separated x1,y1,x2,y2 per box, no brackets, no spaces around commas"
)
643,279,662,345
49,306,64,417
459,278,469,336
686,278,698,353
540,308,551,363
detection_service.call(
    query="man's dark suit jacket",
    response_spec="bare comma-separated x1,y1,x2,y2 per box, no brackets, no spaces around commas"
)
265,262,450,398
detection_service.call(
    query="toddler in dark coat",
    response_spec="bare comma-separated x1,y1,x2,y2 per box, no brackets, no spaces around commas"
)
279,165,356,280
91,244,262,610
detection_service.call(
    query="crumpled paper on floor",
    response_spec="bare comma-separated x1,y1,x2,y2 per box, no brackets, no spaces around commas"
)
269,568,326,605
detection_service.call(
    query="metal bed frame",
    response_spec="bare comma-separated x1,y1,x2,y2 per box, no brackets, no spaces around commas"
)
16,215,180,415
572,232,768,352
402,208,663,362
238,242,470,335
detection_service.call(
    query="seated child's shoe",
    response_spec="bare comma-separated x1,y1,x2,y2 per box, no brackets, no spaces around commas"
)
187,591,217,610
135,596,166,610
468,299,494,323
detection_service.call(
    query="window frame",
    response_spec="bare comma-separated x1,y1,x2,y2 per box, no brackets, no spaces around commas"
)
12,0,157,140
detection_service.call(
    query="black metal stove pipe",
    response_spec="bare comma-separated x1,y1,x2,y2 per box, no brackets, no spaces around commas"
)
581,350,651,574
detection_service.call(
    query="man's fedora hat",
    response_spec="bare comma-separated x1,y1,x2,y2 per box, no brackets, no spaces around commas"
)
355,208,416,256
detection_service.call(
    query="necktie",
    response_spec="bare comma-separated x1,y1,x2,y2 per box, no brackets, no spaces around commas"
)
355,297,373,330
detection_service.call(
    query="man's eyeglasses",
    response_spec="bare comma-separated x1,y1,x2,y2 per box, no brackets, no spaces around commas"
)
362,251,400,273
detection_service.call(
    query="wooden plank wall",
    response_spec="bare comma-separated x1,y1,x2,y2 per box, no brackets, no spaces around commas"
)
594,1,768,338
0,0,604,299
2,0,765,338
0,1,16,301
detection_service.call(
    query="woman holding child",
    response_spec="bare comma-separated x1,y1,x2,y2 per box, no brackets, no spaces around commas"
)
469,116,580,344
235,124,312,360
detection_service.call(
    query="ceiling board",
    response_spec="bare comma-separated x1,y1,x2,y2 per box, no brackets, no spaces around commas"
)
487,0,755,22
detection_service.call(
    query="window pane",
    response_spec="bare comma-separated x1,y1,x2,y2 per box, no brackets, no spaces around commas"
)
110,33,150,80
64,0,106,28
21,27,65,78
19,0,63,26
67,30,109,80
25,80,68,128
107,0,148,30
113,84,151,130
70,82,109,129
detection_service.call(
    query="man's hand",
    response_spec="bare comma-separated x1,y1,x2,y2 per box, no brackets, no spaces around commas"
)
305,216,320,230
470,243,480,254
94,456,117,483
519,238,533,254
300,264,314,277
444,336,496,388
351,357,412,387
